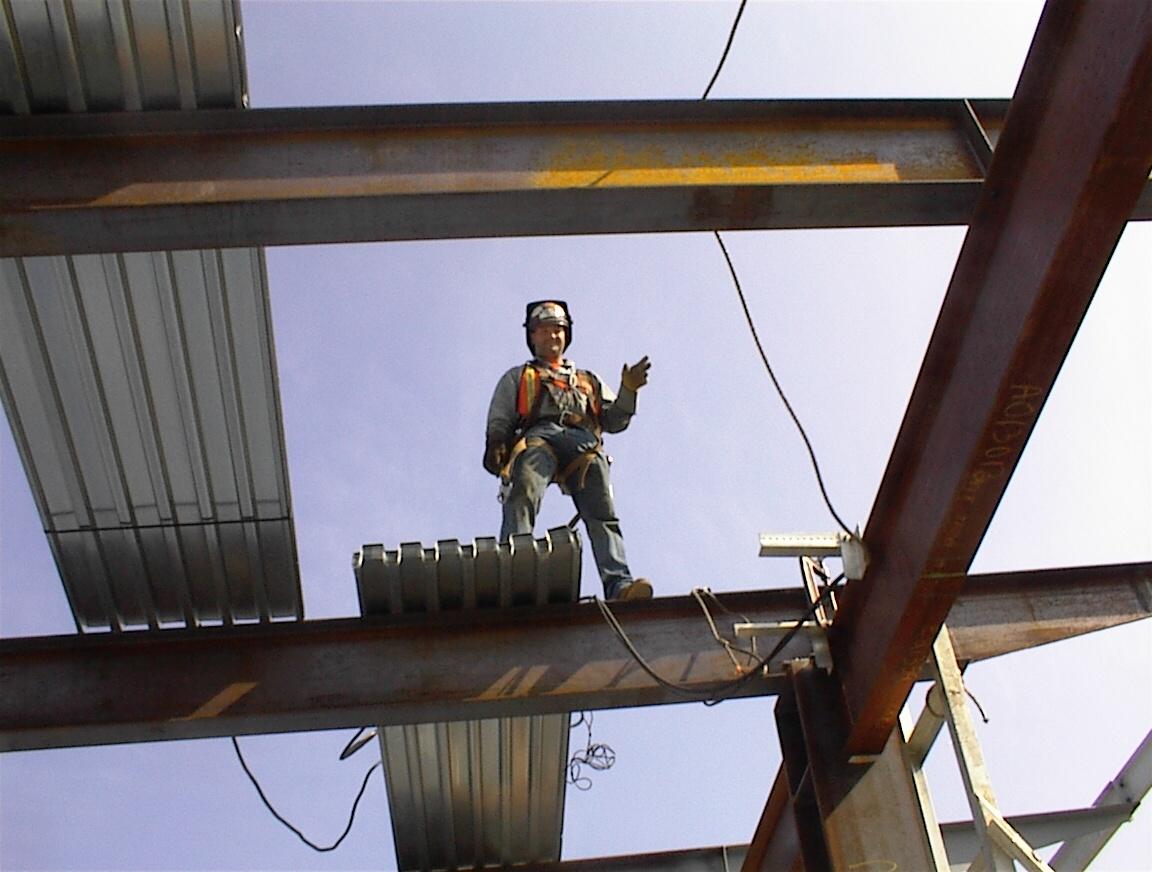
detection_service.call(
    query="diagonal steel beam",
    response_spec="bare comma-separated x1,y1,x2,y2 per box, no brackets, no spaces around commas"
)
829,0,1152,755
2,98,1146,256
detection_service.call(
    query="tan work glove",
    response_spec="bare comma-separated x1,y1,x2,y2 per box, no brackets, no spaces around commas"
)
483,437,508,476
620,356,651,392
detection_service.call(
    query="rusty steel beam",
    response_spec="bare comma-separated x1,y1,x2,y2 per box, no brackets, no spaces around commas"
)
1,564,1147,752
829,0,1152,756
0,97,1107,257
0,589,811,752
945,562,1152,663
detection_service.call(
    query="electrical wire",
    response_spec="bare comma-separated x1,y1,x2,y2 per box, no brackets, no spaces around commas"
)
691,587,760,673
712,230,854,537
595,574,846,706
566,711,616,791
701,0,750,99
923,680,991,725
232,736,381,853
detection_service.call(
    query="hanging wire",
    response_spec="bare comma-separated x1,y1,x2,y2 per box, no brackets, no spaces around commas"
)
232,736,380,853
691,587,760,673
701,0,750,99
713,231,854,537
566,711,617,791
594,574,846,707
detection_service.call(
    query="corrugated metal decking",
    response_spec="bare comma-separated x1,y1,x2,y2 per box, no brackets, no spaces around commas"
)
0,0,247,114
0,0,301,630
355,528,581,871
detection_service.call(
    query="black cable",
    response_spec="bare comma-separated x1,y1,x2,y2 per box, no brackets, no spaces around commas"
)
713,231,854,537
232,736,381,853
701,0,750,99
595,574,846,705
566,711,616,791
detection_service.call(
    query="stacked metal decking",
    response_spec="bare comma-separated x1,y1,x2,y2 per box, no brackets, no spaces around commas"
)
0,0,302,631
354,527,582,871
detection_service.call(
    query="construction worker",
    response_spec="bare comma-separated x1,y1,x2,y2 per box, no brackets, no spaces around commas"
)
484,300,653,601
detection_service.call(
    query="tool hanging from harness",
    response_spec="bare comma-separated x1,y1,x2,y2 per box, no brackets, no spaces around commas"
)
500,361,605,495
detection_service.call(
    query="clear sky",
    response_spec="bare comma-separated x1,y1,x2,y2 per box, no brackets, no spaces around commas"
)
2,1,1150,869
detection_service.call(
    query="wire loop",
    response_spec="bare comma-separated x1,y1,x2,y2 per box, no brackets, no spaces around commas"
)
232,736,380,853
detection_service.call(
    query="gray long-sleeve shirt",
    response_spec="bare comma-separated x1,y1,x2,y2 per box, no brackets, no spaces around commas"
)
486,358,637,444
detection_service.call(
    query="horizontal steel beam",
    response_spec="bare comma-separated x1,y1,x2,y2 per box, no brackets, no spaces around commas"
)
1,564,1147,752
0,589,813,752
3,97,1144,256
531,845,750,872
830,0,1152,755
524,803,1136,872
944,562,1152,663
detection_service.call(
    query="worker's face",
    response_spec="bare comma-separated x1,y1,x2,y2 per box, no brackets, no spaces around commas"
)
530,321,566,362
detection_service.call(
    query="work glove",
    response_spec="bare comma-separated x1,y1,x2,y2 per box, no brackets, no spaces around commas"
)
620,355,651,392
483,437,508,476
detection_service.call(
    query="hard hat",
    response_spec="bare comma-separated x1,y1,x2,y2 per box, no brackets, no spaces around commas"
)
523,300,573,353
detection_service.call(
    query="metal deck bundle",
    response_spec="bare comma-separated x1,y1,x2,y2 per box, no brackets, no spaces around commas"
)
355,528,581,870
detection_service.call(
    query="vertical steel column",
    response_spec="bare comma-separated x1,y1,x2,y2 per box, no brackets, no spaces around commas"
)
773,659,949,870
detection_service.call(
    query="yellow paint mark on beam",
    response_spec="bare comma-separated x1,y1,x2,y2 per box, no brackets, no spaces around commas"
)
544,162,903,188
89,161,904,206
173,682,258,721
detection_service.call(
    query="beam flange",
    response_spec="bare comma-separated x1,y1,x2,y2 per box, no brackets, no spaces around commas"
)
830,0,1152,754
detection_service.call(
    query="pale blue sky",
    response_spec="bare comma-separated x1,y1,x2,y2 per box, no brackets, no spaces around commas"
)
2,2,1149,869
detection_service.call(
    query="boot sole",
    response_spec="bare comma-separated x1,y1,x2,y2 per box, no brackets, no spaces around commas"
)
616,579,653,601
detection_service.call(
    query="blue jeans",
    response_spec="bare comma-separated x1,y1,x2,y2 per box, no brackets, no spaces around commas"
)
500,423,633,597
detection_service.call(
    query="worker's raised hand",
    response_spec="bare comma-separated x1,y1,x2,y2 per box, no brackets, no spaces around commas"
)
620,356,651,392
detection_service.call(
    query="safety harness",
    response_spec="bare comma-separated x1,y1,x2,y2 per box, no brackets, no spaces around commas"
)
501,361,605,494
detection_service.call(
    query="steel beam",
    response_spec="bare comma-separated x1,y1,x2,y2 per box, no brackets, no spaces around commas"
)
1050,729,1152,871
2,97,1143,256
2,563,1149,752
0,589,813,751
829,0,1152,754
530,845,750,871
944,562,1152,662
521,802,1139,872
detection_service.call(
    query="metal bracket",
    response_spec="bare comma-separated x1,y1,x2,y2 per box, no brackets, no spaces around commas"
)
733,621,833,671
757,530,869,581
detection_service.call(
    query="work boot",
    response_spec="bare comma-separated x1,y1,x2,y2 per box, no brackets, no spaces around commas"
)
609,578,653,601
